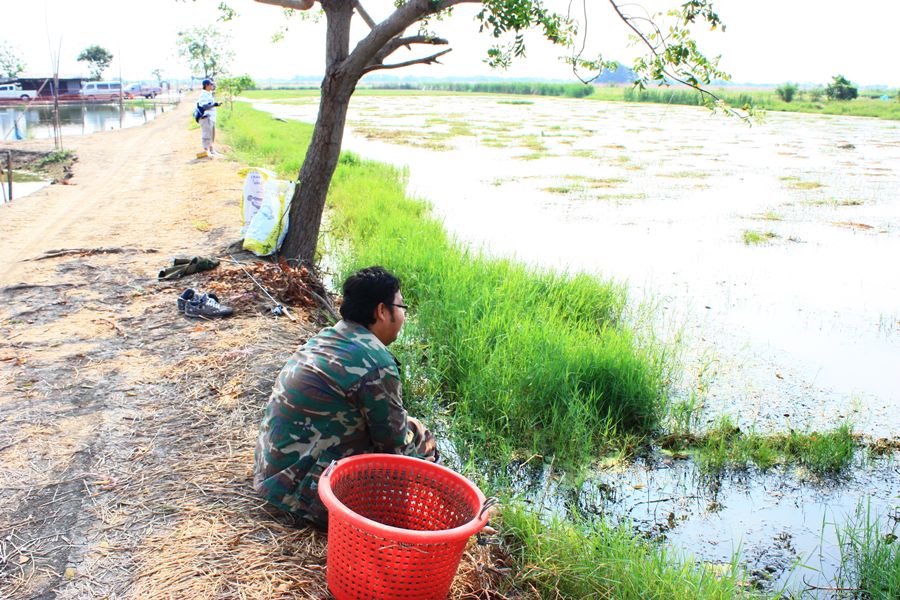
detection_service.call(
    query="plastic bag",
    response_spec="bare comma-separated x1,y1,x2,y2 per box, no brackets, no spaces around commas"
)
242,177,295,256
237,167,277,234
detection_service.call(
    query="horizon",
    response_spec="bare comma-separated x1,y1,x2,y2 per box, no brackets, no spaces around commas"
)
3,1,898,88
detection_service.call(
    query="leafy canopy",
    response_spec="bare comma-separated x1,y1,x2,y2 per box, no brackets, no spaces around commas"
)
825,74,858,101
218,74,256,107
76,45,113,81
0,42,26,78
176,26,234,80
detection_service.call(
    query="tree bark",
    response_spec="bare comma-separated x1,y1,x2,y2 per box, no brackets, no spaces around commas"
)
280,0,357,263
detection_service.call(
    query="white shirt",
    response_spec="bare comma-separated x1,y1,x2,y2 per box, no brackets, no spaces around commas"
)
199,89,216,124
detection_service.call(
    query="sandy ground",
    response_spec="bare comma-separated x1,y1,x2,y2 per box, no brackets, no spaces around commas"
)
0,98,503,600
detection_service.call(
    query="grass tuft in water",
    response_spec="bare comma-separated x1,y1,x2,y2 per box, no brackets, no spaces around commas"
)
835,501,900,598
742,230,779,245
501,504,750,598
695,417,855,476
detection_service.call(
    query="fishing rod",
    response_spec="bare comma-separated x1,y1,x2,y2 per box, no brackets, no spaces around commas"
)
225,255,296,322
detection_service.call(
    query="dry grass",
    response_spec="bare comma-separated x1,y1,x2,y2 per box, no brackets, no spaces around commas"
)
1,255,524,599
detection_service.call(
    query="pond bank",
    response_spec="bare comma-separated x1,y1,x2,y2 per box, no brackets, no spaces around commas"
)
220,100,900,598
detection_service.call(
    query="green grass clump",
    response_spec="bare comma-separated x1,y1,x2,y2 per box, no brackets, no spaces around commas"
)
787,180,825,190
696,417,855,476
742,230,779,245
501,505,749,598
328,165,670,463
835,502,900,599
34,149,75,168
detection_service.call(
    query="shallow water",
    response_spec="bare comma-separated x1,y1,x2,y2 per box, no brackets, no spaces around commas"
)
518,453,900,593
0,178,51,203
259,96,900,439
0,101,176,141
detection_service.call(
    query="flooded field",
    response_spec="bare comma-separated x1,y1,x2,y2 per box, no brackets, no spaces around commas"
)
255,94,899,594
259,95,899,437
0,100,176,142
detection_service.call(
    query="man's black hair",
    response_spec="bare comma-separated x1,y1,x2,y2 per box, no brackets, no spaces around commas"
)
340,266,400,326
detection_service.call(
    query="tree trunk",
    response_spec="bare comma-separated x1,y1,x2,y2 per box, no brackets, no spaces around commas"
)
280,0,357,264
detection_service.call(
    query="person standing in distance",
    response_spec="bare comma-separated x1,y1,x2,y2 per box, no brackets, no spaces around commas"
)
197,79,220,158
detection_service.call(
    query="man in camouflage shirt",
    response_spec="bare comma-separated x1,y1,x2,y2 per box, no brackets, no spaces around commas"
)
253,266,435,528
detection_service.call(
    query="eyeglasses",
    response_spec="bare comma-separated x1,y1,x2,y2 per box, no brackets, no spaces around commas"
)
388,303,409,311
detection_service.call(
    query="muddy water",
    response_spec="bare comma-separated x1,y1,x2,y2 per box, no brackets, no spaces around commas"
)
256,95,899,592
260,95,899,438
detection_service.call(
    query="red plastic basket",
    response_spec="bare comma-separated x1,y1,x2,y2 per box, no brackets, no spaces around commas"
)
318,453,490,600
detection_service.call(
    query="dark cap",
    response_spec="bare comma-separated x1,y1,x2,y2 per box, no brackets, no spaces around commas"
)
202,78,214,88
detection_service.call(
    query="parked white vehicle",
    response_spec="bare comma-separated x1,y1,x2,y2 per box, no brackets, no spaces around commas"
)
80,81,123,100
0,83,36,101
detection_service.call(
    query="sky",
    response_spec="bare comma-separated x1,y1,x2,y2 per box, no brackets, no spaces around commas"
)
3,0,898,87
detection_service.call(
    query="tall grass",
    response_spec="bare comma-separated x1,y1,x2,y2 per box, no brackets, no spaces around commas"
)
611,86,900,120
398,81,596,98
623,86,757,109
220,102,673,466
501,505,752,598
326,158,672,466
835,502,900,598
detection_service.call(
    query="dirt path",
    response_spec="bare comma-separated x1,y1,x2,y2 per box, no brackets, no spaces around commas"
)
0,100,329,599
0,101,500,599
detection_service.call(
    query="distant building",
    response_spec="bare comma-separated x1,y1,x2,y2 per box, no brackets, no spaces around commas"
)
15,73,87,100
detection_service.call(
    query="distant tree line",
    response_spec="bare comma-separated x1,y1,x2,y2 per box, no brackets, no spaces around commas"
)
775,75,860,104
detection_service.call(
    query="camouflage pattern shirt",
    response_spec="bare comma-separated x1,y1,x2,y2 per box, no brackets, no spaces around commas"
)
253,319,416,526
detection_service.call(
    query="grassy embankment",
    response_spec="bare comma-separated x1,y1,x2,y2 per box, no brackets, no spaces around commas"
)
220,103,669,468
219,101,878,596
219,102,754,597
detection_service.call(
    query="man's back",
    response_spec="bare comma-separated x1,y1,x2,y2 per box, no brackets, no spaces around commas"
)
253,320,413,525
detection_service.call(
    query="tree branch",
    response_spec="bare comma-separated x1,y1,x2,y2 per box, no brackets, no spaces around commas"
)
362,48,452,74
253,0,314,10
344,0,474,75
606,0,749,121
371,35,449,66
352,0,376,29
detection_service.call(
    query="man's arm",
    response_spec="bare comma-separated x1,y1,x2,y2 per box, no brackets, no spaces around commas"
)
356,366,416,455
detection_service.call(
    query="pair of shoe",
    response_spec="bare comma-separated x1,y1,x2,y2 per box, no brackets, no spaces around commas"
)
177,288,233,318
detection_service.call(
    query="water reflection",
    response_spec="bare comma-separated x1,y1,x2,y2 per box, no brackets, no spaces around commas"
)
0,102,175,141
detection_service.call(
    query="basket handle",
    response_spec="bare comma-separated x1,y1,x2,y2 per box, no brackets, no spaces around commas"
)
478,496,499,520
